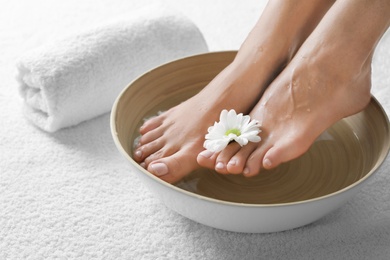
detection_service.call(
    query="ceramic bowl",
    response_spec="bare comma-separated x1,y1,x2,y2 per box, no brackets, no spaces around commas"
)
111,51,390,233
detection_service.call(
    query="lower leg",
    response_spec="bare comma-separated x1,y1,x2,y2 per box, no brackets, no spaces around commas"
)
217,0,390,176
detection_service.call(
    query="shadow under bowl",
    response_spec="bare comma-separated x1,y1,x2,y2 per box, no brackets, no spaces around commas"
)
111,51,390,233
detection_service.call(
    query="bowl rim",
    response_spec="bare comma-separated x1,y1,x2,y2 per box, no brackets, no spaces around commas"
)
110,51,390,208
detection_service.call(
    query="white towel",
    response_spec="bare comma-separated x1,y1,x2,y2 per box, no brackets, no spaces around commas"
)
16,5,208,132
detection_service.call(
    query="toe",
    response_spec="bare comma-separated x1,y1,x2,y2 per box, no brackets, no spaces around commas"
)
226,144,256,174
139,114,164,135
197,150,218,169
134,138,165,162
242,144,271,177
242,154,262,177
262,146,282,170
262,137,312,169
138,127,164,146
215,143,241,174
147,149,199,184
143,145,171,167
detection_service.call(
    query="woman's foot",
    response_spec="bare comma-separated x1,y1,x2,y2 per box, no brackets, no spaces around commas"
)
134,0,335,183
133,62,268,183
198,49,372,176
134,58,279,183
198,0,390,176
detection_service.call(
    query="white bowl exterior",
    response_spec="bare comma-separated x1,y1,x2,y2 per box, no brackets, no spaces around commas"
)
110,52,389,233
125,159,367,233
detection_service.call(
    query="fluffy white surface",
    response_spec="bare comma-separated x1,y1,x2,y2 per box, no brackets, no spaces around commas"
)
1,0,390,259
16,5,207,132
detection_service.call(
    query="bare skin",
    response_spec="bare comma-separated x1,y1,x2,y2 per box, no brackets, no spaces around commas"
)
198,0,390,176
133,0,334,183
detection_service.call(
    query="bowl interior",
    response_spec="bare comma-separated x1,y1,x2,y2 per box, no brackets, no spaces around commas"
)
112,51,390,205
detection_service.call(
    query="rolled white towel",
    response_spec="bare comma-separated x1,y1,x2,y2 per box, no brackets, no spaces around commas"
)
16,5,208,132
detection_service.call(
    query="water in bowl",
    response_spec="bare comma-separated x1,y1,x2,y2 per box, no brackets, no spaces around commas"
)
175,119,365,204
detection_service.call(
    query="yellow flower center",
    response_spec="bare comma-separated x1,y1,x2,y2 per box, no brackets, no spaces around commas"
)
225,128,241,136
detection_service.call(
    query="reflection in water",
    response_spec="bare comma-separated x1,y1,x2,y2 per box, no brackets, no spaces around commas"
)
175,120,365,204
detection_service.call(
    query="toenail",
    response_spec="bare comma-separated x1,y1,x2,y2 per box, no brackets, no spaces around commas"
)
199,150,214,158
135,150,142,159
150,163,169,176
140,162,146,168
264,158,272,168
243,167,250,175
216,162,224,169
228,159,237,166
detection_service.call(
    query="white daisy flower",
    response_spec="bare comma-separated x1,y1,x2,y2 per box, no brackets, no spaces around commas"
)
204,109,261,153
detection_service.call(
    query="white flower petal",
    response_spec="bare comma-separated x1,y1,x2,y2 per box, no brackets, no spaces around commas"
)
244,134,261,142
241,129,261,141
241,120,260,133
220,109,228,123
206,121,227,140
226,109,238,129
235,113,243,129
226,133,238,142
204,109,262,152
234,136,248,146
204,138,230,152
241,115,251,128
